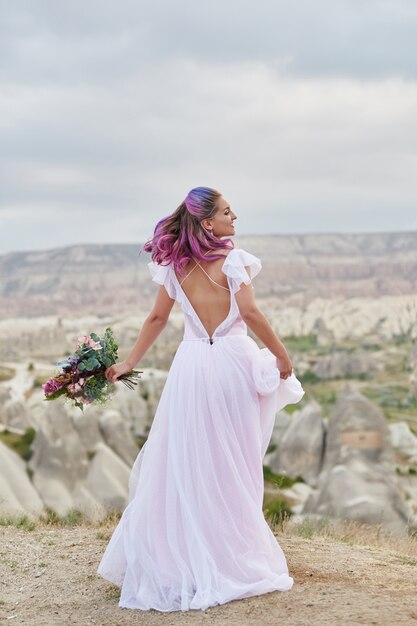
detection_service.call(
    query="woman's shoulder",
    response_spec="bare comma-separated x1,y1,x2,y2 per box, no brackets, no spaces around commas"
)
221,247,262,285
222,247,261,265
147,260,176,298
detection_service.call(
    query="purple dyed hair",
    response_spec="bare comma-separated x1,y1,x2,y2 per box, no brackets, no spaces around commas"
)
143,187,234,275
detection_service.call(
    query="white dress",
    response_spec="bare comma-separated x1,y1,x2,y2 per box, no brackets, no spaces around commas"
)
97,247,304,612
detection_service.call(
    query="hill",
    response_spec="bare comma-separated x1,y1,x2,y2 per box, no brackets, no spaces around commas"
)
1,232,416,318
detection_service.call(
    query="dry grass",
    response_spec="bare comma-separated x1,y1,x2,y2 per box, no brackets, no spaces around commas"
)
2,508,417,557
278,513,417,557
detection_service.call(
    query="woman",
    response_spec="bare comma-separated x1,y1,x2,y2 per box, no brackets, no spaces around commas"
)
97,187,304,612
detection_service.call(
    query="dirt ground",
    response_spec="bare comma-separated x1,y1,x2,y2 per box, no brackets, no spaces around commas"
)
1,520,417,626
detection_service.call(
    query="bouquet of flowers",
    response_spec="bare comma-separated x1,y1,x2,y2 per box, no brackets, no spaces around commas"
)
42,327,141,411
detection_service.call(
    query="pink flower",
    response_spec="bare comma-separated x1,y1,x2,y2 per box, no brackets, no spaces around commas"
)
68,382,81,394
77,335,102,351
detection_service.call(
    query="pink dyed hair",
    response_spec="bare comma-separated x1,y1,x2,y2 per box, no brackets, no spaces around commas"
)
143,187,234,275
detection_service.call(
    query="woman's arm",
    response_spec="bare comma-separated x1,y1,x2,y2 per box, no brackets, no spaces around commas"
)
235,276,293,379
105,286,175,383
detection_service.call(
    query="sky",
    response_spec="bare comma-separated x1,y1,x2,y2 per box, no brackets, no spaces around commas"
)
1,0,417,254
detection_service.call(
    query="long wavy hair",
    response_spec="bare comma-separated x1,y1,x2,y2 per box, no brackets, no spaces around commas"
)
143,187,234,276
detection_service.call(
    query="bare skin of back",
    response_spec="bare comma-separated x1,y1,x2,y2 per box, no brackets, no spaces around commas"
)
174,255,231,338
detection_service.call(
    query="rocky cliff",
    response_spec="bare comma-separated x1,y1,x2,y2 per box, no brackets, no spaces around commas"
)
1,232,416,317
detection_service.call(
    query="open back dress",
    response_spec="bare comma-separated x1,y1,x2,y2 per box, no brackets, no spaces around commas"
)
97,247,304,612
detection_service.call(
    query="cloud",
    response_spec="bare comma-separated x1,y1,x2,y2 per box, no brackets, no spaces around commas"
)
1,2,417,253
2,0,417,81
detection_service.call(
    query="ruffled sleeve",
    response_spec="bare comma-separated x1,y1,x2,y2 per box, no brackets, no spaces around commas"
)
147,261,176,300
222,248,262,293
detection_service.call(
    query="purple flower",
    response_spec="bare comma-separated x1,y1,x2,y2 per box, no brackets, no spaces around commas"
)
43,373,70,396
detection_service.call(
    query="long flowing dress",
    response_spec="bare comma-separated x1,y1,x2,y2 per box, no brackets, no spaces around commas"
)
97,247,304,612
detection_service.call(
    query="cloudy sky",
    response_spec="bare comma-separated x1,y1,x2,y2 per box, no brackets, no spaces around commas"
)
1,0,417,254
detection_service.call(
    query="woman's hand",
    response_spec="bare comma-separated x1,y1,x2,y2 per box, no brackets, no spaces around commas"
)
105,360,133,384
276,353,293,380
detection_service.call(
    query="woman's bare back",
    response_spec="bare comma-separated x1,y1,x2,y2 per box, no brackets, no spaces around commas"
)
174,255,231,338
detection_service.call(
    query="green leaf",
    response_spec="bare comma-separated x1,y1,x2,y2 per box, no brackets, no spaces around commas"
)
78,362,86,371
44,387,67,401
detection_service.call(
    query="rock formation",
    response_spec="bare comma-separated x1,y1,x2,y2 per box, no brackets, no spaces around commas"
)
389,421,417,464
0,441,44,517
28,402,90,515
303,389,415,534
1,399,30,430
313,350,377,379
73,443,131,519
269,401,325,485
98,409,139,466
0,372,170,519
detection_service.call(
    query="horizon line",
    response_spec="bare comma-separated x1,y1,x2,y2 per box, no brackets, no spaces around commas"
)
2,228,417,257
